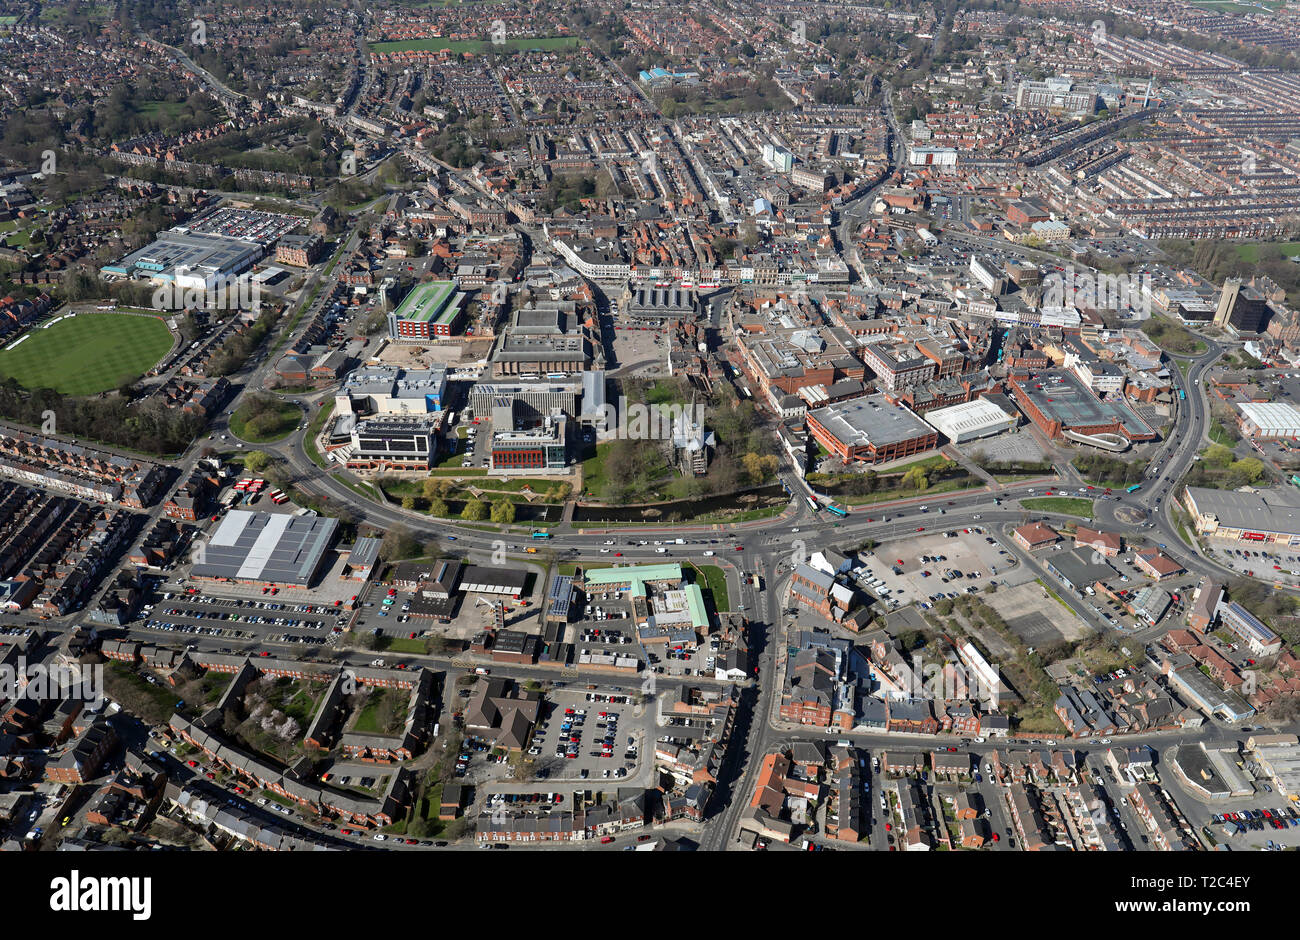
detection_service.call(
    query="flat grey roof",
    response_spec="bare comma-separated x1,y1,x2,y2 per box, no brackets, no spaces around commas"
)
808,394,934,447
193,510,338,585
1186,485,1300,536
1046,546,1116,589
1018,369,1154,438
346,537,382,570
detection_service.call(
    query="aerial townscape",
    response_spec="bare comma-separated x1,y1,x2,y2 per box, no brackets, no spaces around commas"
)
1,0,1300,897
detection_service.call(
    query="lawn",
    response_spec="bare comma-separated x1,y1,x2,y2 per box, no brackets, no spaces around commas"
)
1141,315,1206,356
1234,241,1300,263
352,688,410,736
1020,496,1094,519
230,397,300,443
688,563,731,613
0,312,173,395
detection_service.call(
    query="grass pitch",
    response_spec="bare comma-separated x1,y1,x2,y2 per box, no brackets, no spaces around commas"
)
0,312,174,396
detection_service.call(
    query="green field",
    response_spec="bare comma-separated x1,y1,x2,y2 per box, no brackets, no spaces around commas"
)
1189,0,1283,12
1021,497,1094,519
229,397,300,443
1234,241,1300,264
0,313,173,395
370,35,581,54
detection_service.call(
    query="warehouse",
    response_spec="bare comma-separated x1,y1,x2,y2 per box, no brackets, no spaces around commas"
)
1237,401,1300,440
924,397,1018,444
459,565,528,598
101,230,263,291
1182,485,1300,545
190,511,339,587
806,395,939,465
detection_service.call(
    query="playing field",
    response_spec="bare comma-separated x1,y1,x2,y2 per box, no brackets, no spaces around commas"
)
0,312,174,396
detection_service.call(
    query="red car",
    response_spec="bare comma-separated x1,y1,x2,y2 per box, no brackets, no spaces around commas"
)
187,760,199,768
991,832,999,842
205,772,215,780
614,552,623,557
885,822,892,831
600,836,614,844
734,545,744,551
916,527,925,532
341,829,354,836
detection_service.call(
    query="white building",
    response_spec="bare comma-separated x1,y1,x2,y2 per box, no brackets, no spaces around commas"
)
924,397,1018,444
908,146,957,167
1238,401,1300,440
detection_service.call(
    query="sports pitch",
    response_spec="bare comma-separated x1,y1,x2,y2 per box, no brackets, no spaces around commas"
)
0,312,174,396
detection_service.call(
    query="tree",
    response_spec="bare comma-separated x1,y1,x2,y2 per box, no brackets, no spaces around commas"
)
901,465,929,491
423,477,452,501
428,497,449,517
379,525,420,561
244,450,272,472
401,495,417,511
1232,457,1265,484
489,498,516,524
1202,444,1234,469
461,498,488,522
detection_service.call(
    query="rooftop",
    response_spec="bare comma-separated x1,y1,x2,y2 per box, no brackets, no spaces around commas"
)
192,510,338,585
808,394,934,447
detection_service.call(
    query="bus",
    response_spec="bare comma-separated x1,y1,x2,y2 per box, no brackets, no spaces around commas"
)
1126,483,1142,493
805,496,820,512
270,489,288,505
234,479,250,491
826,504,848,517
531,531,551,540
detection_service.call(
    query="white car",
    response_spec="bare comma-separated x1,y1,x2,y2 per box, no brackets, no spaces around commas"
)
373,833,386,841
